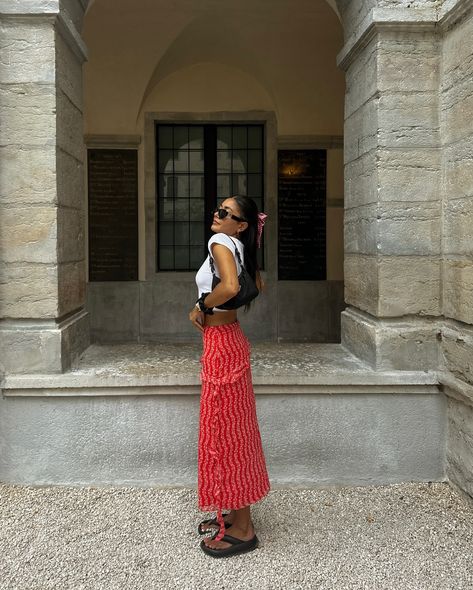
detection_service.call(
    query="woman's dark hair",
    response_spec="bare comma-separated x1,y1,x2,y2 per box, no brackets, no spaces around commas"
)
230,195,260,312
230,195,258,281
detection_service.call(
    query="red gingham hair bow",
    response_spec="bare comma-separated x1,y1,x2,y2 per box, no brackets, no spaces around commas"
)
257,212,268,248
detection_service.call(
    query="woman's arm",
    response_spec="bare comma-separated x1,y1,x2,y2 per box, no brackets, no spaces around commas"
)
201,243,239,308
188,242,239,331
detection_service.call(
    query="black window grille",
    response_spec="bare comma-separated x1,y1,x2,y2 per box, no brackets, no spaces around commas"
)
156,123,264,271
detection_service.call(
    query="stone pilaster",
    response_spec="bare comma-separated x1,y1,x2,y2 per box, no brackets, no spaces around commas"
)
0,0,90,374
337,6,442,371
437,0,473,500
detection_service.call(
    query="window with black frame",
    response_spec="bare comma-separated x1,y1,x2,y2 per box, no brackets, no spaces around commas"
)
156,123,264,271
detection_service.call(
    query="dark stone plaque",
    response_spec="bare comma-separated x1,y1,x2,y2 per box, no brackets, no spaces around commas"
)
278,150,326,280
88,149,138,281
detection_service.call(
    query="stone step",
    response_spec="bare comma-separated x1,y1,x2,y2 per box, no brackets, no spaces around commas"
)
0,342,445,487
1,342,439,396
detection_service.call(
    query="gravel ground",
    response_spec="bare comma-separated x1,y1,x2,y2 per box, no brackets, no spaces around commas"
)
0,482,472,590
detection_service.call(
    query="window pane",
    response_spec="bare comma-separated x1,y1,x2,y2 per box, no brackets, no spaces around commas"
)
159,175,174,198
175,222,189,245
247,174,262,197
248,150,263,173
156,123,265,271
175,199,189,221
217,126,232,149
217,174,231,198
174,247,189,270
158,126,173,149
190,199,204,220
189,126,204,149
217,150,231,173
190,222,204,245
175,175,189,198
248,126,263,148
159,222,174,245
232,174,247,196
233,126,247,149
190,175,204,198
173,127,188,150
233,150,247,173
158,150,173,173
174,150,188,173
160,246,174,270
160,197,174,221
189,150,204,173
190,247,205,268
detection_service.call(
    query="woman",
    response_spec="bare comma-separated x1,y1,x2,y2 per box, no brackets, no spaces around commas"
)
189,195,270,558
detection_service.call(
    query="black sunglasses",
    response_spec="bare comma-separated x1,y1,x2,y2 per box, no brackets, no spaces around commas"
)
213,207,246,222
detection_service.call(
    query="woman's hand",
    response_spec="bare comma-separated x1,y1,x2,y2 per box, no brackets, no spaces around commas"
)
189,306,205,333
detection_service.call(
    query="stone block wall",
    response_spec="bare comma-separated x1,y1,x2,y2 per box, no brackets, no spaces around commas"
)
0,18,58,318
336,0,473,500
0,0,90,374
438,2,473,499
339,13,443,371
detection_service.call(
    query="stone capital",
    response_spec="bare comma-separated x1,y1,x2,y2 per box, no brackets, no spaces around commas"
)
0,0,88,63
0,0,59,15
439,0,473,29
337,7,438,71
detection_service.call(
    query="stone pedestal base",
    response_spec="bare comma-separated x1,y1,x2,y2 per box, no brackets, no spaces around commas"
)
0,309,90,374
0,341,444,486
341,306,441,371
439,319,473,501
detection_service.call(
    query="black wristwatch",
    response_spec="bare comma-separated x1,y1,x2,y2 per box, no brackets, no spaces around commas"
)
196,294,214,315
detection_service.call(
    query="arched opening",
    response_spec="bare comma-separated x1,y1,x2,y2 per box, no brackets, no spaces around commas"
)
1,0,460,500
82,0,345,343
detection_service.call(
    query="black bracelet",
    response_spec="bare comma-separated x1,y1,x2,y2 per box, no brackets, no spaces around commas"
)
196,294,214,315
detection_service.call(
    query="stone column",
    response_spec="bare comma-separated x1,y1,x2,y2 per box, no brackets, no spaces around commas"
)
0,0,90,374
337,5,442,371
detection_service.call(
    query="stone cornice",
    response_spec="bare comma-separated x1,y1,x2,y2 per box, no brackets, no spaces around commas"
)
438,0,473,30
84,135,142,148
1,371,440,397
0,6,88,63
438,370,473,409
337,7,438,71
337,1,473,72
278,135,343,149
56,12,88,63
0,0,59,14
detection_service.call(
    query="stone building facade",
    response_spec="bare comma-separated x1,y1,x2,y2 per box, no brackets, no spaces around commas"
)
0,0,472,501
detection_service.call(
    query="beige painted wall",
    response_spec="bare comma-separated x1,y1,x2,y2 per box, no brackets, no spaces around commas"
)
82,0,345,281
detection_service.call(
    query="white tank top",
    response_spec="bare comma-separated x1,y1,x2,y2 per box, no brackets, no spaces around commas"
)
195,233,244,313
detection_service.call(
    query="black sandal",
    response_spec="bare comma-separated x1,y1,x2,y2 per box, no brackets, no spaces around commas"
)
200,534,259,558
197,513,233,535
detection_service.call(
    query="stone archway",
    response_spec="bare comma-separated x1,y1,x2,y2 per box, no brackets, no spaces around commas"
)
1,0,473,502
0,0,445,374
82,0,345,344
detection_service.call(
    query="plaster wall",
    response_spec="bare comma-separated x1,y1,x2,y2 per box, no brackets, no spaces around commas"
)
0,392,446,486
82,0,344,137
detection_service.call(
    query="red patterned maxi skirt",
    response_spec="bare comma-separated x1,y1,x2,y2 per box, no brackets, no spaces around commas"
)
198,319,270,541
